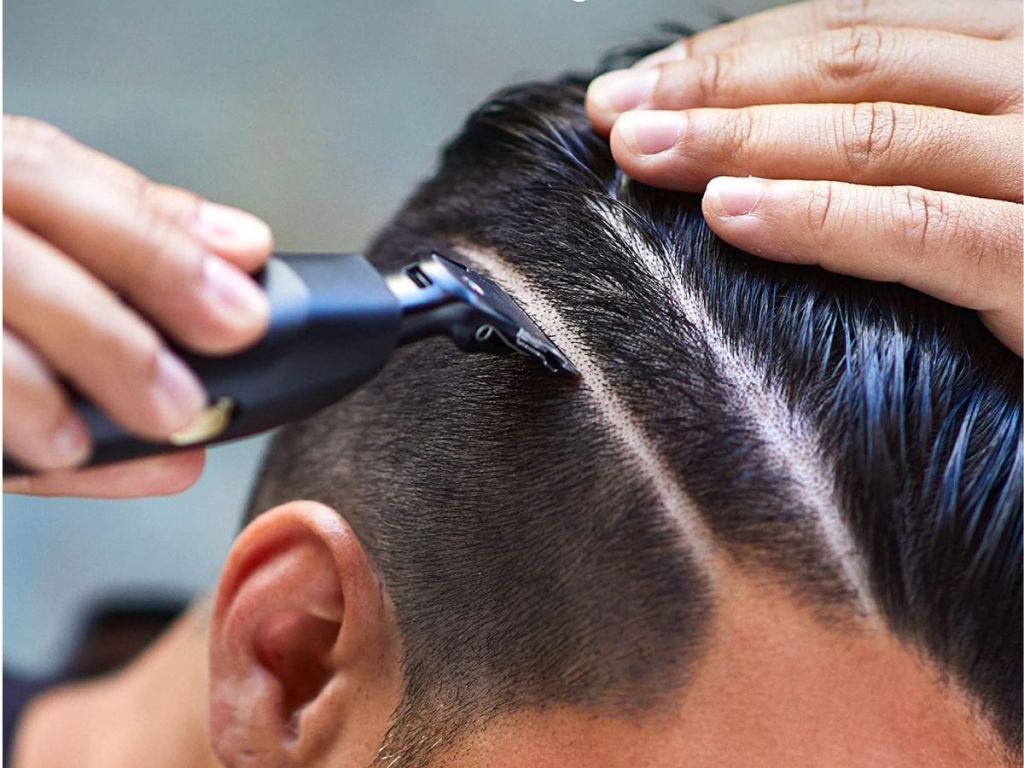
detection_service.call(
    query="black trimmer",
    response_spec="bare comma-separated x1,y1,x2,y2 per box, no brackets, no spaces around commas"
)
2,250,578,477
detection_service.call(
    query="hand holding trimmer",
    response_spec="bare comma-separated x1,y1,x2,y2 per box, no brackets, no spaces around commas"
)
2,250,576,477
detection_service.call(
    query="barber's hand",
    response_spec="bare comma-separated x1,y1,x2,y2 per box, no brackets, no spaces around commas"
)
4,116,272,496
586,0,1023,355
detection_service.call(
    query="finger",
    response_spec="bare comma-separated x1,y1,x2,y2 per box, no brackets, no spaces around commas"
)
608,105,1022,202
3,117,273,273
3,116,270,355
146,181,273,274
588,28,1020,133
701,176,1023,352
636,0,1022,67
3,329,91,470
3,449,206,497
4,218,207,439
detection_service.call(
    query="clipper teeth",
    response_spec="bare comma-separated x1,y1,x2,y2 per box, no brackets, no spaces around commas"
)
515,330,579,376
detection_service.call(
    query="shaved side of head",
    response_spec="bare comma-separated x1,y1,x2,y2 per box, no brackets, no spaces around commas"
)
249,46,1022,767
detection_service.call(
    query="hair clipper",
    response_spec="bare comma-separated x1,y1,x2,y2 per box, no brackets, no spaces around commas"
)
2,251,577,477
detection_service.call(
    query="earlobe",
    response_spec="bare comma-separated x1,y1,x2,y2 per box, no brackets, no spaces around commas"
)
208,500,402,767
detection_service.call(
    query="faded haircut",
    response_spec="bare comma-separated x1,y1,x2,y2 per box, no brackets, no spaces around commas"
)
248,42,1023,766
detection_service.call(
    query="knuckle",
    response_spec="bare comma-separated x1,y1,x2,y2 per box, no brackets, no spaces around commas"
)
84,297,164,380
726,107,758,160
142,181,204,227
806,181,841,236
841,102,899,170
101,317,179,434
991,207,1023,284
136,328,166,387
130,181,205,290
817,0,875,31
3,116,69,178
84,149,149,197
135,204,178,267
730,16,757,48
820,25,885,82
128,169,160,215
892,186,955,256
95,311,166,392
3,115,67,146
695,50,733,103
968,212,1021,313
992,45,1023,112
680,35,696,61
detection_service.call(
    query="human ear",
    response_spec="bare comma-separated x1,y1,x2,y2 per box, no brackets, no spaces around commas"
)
208,500,402,767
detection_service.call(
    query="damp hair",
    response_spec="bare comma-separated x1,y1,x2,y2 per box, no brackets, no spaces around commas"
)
248,41,1023,766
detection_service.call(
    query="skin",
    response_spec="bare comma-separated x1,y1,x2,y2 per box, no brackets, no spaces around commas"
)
6,2,1020,764
3,115,273,496
11,501,1012,767
585,0,1023,355
5,1,1019,496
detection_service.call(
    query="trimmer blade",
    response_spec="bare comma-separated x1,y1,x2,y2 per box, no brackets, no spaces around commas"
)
387,251,580,377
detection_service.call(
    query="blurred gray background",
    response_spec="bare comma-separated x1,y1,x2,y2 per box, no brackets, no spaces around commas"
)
5,0,775,673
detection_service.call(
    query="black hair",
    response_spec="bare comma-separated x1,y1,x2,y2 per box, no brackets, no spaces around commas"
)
249,45,1022,766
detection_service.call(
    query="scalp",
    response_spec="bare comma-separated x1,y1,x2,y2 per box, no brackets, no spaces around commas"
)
251,61,1022,766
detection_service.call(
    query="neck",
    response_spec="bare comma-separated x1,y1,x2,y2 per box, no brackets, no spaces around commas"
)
14,601,221,768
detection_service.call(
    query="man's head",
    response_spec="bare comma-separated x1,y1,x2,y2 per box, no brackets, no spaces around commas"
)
206,50,1022,768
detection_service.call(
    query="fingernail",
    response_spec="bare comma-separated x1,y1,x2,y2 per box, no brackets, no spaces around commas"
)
705,177,766,217
203,255,269,328
154,351,207,432
51,416,91,465
617,111,685,155
588,68,659,114
194,202,271,253
635,40,688,69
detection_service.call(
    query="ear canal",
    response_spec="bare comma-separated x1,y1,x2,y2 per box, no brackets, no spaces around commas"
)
255,609,341,731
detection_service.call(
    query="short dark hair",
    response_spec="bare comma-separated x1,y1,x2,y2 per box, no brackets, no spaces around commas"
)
249,44,1023,766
